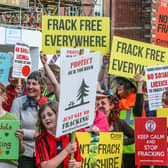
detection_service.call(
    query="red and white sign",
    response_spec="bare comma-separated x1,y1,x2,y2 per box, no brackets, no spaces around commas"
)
145,64,168,111
12,43,31,79
155,0,168,47
135,117,167,166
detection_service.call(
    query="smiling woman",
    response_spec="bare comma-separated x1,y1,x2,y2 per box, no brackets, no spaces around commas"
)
10,70,48,168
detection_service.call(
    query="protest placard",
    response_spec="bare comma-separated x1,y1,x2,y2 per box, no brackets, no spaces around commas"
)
56,49,100,137
155,0,168,47
145,64,168,111
0,120,20,159
157,108,168,143
0,52,11,82
135,117,167,166
12,42,31,79
76,132,123,168
42,16,110,55
108,36,168,78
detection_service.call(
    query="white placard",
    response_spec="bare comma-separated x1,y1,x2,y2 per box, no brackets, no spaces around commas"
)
12,43,31,79
146,65,168,111
56,48,100,137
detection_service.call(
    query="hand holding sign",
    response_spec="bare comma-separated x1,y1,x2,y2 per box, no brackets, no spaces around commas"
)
65,142,77,154
15,129,24,141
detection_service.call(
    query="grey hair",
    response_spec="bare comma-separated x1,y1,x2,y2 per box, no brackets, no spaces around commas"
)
27,70,47,91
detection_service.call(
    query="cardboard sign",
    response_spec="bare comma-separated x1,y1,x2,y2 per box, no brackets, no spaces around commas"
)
135,117,167,166
76,132,123,168
56,49,100,137
0,52,11,82
108,36,168,78
42,16,110,55
155,0,168,47
0,120,20,159
12,43,31,79
145,64,168,111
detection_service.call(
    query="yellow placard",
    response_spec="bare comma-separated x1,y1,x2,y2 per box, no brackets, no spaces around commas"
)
157,108,168,142
109,36,168,78
76,132,123,168
42,16,110,55
157,108,168,123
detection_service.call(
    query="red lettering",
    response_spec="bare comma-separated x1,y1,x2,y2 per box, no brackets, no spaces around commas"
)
147,74,154,80
151,80,168,88
70,58,93,69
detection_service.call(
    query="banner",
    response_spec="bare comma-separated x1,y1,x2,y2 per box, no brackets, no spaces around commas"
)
0,120,20,159
155,0,168,47
12,42,31,79
76,132,123,168
108,36,168,78
0,52,11,82
42,16,110,55
135,118,167,166
56,49,100,137
145,64,168,111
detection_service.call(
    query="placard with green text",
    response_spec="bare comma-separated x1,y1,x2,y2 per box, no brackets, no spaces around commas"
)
42,16,110,55
0,120,19,159
109,36,168,78
76,132,123,168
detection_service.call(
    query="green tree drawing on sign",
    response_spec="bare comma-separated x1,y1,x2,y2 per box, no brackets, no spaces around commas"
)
77,79,89,104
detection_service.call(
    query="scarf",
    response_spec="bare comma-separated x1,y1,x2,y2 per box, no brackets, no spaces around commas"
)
119,93,136,110
119,93,146,117
23,96,48,110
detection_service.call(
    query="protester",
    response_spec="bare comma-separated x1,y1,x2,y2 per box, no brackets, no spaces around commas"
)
161,90,168,108
113,74,145,168
11,70,48,168
3,70,26,112
77,89,109,134
35,101,82,168
0,82,24,168
98,92,134,145
40,51,60,101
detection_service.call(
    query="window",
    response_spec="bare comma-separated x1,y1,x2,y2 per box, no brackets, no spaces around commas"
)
94,0,103,16
68,6,79,16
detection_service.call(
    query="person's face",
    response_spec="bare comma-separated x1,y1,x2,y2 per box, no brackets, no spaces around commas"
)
95,97,101,110
99,97,113,117
41,106,57,133
26,79,42,100
0,91,7,104
116,84,125,98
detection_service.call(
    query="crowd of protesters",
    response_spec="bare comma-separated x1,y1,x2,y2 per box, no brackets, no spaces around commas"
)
0,52,167,168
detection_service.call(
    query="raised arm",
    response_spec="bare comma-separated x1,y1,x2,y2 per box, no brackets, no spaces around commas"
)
40,52,60,101
133,73,144,117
